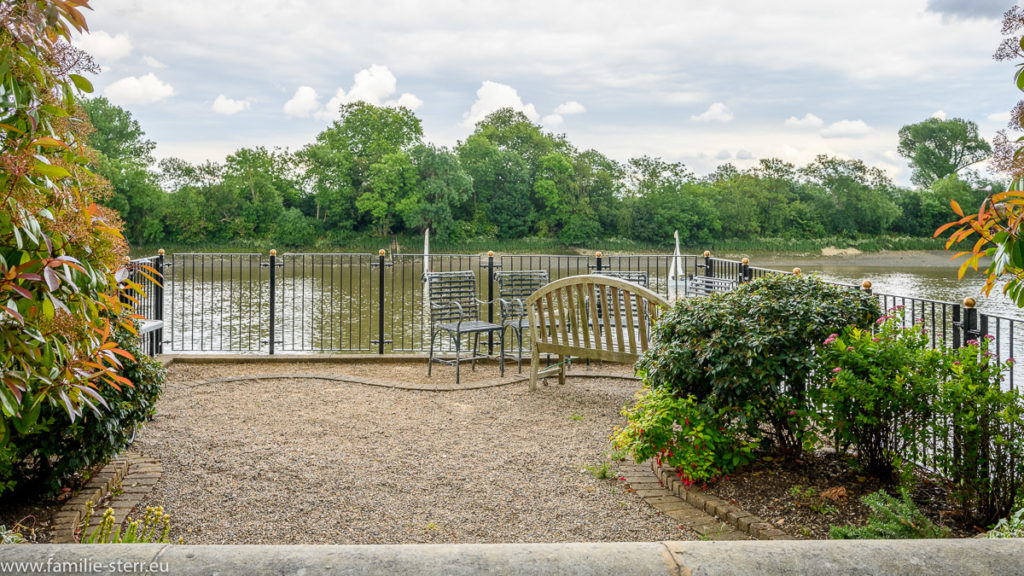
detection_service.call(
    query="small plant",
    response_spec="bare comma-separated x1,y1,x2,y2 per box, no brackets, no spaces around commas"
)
583,462,612,480
569,414,584,421
987,507,1024,538
0,525,25,544
80,501,174,544
789,485,818,500
829,489,950,539
811,503,839,516
424,522,439,532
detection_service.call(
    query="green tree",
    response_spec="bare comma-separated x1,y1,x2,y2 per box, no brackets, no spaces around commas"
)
397,144,472,242
800,155,899,235
357,151,417,236
898,118,992,188
223,147,298,238
458,135,534,239
81,97,164,244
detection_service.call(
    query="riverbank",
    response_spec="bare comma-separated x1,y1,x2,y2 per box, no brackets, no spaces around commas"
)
737,250,968,270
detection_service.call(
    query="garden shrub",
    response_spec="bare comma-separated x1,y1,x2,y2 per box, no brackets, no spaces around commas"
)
0,319,165,494
635,273,878,456
829,488,951,539
931,337,1024,525
812,310,944,479
987,507,1024,538
612,387,756,486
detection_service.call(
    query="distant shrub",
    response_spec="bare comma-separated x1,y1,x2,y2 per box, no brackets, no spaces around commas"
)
812,310,943,479
636,273,878,456
830,488,951,539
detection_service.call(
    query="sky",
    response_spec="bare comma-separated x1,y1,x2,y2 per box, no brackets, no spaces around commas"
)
72,0,1019,185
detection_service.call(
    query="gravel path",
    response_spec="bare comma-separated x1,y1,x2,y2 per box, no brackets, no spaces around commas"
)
130,361,691,544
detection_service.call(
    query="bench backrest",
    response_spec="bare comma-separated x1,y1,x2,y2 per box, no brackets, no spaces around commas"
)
423,271,481,324
526,275,671,364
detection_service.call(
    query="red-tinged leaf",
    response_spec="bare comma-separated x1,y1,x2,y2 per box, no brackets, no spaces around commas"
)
973,236,987,254
42,267,59,291
118,320,138,335
5,380,22,404
958,259,971,279
32,137,69,149
16,273,42,281
101,377,122,393
9,285,32,299
110,348,136,363
951,199,964,217
137,270,161,288
80,361,106,372
2,305,23,324
76,384,108,409
934,221,960,237
99,341,118,351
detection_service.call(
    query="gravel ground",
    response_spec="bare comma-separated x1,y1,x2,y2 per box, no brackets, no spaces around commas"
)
130,361,690,544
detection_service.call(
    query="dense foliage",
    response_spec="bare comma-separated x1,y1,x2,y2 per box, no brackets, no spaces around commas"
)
830,489,952,540
0,320,165,494
813,310,943,479
81,91,999,250
633,274,878,457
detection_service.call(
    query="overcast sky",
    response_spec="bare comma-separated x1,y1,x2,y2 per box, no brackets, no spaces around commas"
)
73,0,1018,185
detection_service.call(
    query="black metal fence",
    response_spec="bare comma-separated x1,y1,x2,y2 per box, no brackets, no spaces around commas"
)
126,249,1021,388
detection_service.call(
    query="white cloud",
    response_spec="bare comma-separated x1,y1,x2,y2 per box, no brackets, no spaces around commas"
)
462,81,540,128
737,150,754,160
75,30,133,65
784,113,824,128
142,55,166,69
988,111,1011,123
542,114,564,127
103,73,174,105
553,101,586,115
931,109,947,120
691,102,733,122
715,150,732,160
283,86,321,118
393,93,424,111
820,119,873,138
319,65,422,120
211,95,251,115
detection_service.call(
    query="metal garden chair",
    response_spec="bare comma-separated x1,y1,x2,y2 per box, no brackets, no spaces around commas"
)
424,271,505,384
495,270,550,372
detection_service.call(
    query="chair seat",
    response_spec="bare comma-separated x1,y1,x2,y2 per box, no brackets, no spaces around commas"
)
437,320,504,334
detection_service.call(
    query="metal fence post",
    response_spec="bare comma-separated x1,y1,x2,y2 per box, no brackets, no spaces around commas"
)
487,250,495,355
595,251,603,273
963,297,979,345
155,249,165,355
703,251,712,277
379,249,386,355
740,258,749,283
268,249,277,355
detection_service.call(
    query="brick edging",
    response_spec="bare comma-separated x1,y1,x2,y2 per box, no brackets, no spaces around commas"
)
50,456,162,543
650,460,791,540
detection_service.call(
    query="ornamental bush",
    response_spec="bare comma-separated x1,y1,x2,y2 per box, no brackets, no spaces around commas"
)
0,319,165,493
812,310,944,479
635,273,878,456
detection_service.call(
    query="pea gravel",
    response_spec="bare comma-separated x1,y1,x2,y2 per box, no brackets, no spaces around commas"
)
129,361,693,544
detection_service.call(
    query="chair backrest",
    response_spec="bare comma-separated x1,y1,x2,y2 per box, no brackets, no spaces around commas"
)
594,270,649,288
495,270,550,320
423,271,480,324
686,275,738,297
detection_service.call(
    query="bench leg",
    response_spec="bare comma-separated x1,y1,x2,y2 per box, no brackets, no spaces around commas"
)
558,355,566,386
529,344,540,391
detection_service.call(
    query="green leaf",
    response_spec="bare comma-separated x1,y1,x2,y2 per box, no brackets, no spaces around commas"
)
33,162,70,180
69,74,93,94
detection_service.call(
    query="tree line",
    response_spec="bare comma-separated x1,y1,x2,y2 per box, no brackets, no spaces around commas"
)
83,98,999,250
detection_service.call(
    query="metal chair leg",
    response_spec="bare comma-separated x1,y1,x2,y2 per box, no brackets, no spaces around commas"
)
428,329,436,377
453,331,462,385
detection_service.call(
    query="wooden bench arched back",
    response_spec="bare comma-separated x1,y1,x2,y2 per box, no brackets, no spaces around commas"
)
525,274,671,391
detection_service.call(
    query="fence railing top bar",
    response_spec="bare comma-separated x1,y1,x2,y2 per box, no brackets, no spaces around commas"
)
280,252,377,257
873,292,963,308
171,252,264,257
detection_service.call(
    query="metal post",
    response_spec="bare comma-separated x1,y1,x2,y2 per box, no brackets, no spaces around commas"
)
156,249,165,355
964,297,979,345
703,251,712,277
740,258,749,284
379,249,386,355
595,251,603,273
953,302,963,349
487,250,495,355
268,249,277,355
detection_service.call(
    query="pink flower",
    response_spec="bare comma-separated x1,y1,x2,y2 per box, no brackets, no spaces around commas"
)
1008,358,1015,364
846,346,854,352
985,334,996,341
832,367,842,373
967,339,979,346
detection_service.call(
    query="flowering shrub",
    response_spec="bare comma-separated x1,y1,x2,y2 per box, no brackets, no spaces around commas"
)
612,386,756,486
932,336,1023,525
813,309,943,479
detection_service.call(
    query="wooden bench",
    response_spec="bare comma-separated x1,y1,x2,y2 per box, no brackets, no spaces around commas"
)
686,275,738,297
525,275,671,391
